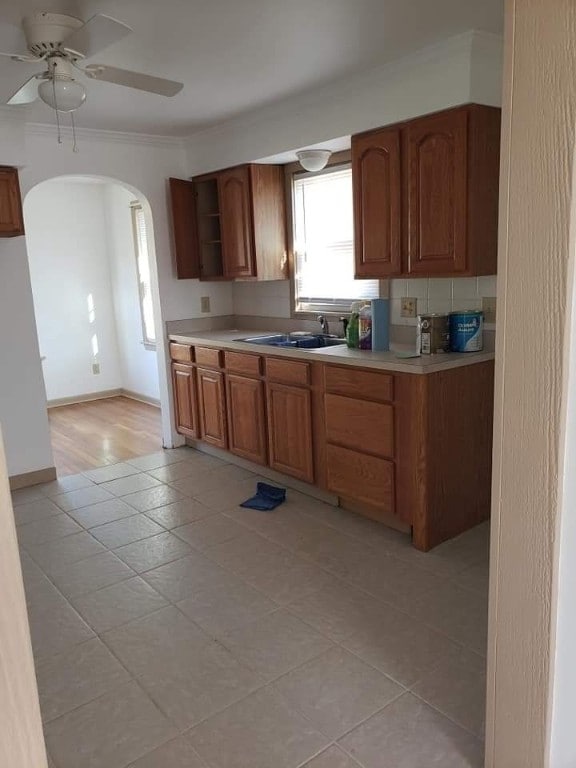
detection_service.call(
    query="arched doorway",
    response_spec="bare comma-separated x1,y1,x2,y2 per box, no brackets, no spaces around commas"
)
23,174,166,475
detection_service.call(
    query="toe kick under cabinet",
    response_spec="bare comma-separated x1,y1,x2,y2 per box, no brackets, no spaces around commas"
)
169,341,494,551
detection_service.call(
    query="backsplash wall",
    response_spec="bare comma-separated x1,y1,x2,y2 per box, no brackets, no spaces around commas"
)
233,276,497,325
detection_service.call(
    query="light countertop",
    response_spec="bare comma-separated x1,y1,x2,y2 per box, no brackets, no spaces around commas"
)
168,329,495,375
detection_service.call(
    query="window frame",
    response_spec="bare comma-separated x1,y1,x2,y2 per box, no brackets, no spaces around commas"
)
130,202,156,350
285,150,383,320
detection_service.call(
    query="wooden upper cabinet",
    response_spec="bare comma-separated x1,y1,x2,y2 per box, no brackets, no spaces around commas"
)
352,128,402,278
172,363,198,438
168,178,200,279
219,166,255,278
0,167,24,237
197,368,228,449
351,104,501,278
226,375,267,465
406,108,468,275
170,163,287,282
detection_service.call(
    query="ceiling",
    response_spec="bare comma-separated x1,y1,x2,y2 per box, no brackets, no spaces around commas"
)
0,0,503,137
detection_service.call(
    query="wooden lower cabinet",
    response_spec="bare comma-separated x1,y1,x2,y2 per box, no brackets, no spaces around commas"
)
326,444,395,515
266,382,314,483
170,343,494,551
197,368,228,449
226,374,267,465
171,363,198,438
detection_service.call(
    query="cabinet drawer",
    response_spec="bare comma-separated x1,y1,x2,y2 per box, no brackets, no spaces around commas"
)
266,357,310,386
224,351,262,377
326,444,394,512
325,394,394,458
195,346,223,369
169,342,194,363
324,365,393,403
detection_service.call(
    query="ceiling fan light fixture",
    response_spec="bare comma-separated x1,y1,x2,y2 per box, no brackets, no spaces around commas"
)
38,75,86,112
296,149,332,172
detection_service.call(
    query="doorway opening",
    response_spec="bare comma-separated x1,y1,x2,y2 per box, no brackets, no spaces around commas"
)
23,176,163,476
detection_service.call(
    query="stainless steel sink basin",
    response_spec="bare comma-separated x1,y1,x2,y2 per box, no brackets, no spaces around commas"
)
236,333,346,350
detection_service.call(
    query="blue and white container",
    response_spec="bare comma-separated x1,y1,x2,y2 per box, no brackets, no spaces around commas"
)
449,310,484,352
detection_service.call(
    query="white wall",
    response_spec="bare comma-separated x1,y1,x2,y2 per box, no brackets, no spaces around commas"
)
0,237,53,477
105,184,160,401
186,31,502,175
25,181,123,401
24,180,162,403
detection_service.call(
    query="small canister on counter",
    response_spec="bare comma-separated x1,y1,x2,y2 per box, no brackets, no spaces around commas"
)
417,313,450,355
449,310,484,352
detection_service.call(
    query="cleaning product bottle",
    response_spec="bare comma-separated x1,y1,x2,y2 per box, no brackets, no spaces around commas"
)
346,302,361,348
359,302,372,350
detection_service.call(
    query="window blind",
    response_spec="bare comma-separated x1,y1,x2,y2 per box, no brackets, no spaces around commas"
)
293,166,379,313
131,203,156,345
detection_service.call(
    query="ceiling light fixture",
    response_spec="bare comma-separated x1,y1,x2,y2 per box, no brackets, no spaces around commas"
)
37,58,86,112
296,149,332,172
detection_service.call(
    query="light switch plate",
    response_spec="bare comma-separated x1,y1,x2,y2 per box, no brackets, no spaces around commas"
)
200,296,211,313
482,296,497,324
92,362,100,375
401,297,417,318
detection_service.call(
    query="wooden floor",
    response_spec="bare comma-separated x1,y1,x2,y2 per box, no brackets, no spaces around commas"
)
48,396,163,476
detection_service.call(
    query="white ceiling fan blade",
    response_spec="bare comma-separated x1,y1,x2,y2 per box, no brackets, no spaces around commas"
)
0,52,38,62
84,65,183,96
63,14,132,58
7,75,39,105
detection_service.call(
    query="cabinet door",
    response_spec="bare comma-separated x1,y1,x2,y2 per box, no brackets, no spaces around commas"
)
406,109,468,275
219,167,255,278
197,368,228,448
172,363,198,438
226,375,267,465
0,167,24,237
266,383,314,483
168,178,200,279
352,128,402,278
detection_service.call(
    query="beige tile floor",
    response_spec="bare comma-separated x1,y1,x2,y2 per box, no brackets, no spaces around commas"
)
13,447,489,768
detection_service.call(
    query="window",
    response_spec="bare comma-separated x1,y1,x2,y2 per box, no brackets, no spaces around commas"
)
131,202,156,347
292,165,379,314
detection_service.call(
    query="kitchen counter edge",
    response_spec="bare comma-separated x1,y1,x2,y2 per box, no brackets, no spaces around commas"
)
167,331,495,375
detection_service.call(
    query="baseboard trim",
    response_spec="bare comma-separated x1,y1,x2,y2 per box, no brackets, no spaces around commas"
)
47,389,160,409
121,390,161,408
9,466,57,490
47,389,123,408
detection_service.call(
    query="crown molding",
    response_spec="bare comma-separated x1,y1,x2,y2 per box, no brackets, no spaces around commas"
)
23,120,185,148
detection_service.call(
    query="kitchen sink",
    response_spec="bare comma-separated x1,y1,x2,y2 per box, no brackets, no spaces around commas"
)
236,333,346,350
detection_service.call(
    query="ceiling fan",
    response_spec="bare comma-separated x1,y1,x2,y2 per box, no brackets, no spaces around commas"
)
0,11,184,114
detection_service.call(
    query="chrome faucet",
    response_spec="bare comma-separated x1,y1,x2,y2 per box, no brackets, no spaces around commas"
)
317,315,329,336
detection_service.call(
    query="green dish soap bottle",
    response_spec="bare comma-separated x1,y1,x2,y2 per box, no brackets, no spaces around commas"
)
346,302,361,348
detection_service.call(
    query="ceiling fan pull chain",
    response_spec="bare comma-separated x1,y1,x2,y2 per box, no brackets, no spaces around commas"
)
52,77,62,144
71,110,79,153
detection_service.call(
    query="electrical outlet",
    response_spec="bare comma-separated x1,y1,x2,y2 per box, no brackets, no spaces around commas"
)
92,362,100,375
401,297,417,318
200,296,211,313
482,296,497,324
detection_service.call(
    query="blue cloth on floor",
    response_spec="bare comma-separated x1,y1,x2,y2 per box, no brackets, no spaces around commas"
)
240,482,286,511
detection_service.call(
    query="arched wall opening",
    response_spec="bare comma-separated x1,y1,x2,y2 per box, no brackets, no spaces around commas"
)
22,173,173,473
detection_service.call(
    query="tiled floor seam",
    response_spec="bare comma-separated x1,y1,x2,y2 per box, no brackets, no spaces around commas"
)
31,548,139,601
215,507,485,656
212,510,487,658
408,688,485,741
